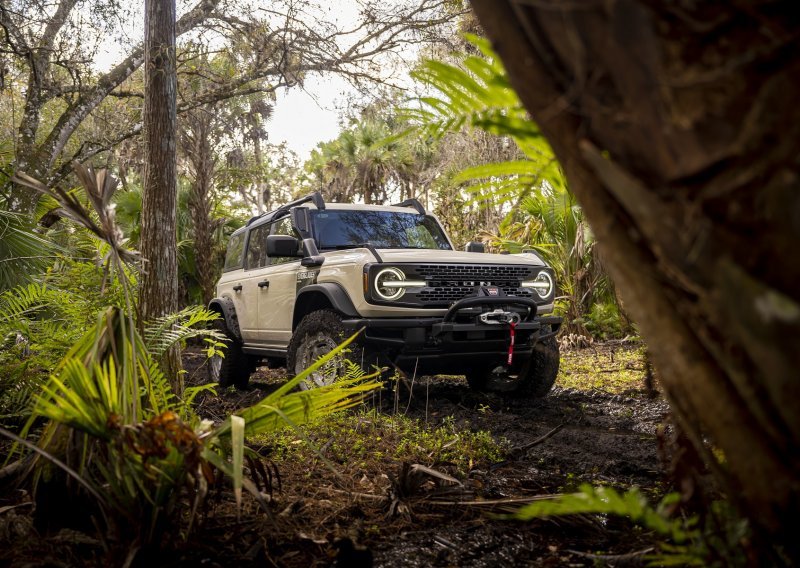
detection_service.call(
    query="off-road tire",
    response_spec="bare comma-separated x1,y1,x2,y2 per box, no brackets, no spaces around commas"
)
209,317,258,390
287,309,380,390
515,335,560,397
464,335,559,398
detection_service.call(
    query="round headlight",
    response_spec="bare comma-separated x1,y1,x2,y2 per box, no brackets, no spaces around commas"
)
374,267,406,300
532,271,553,299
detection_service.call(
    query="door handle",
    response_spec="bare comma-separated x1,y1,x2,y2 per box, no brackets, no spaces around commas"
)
258,280,270,289
233,284,243,292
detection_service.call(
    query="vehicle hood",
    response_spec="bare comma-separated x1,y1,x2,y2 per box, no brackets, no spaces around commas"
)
377,249,546,266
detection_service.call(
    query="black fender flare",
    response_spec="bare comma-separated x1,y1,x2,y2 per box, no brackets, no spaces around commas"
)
208,297,242,341
293,283,360,328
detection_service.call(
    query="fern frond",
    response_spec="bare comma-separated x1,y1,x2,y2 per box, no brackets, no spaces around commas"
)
0,283,52,324
513,484,698,544
143,306,223,358
453,160,543,182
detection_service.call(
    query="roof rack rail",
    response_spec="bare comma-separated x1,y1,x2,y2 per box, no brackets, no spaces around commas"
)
246,191,325,226
391,198,425,215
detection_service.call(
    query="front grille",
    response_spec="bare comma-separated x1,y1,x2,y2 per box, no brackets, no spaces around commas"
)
411,264,538,307
415,264,534,281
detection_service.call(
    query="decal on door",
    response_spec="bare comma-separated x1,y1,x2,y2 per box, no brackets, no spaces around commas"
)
296,269,319,292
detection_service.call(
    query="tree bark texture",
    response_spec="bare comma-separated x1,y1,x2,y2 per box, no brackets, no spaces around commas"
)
182,110,216,306
470,0,800,559
140,0,181,391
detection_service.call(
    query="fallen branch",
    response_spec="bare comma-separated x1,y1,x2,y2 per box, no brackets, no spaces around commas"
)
565,547,656,564
509,423,565,457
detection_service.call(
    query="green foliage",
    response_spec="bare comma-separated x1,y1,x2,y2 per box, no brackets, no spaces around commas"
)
512,484,751,567
0,282,91,425
260,409,507,476
404,35,630,337
557,344,646,393
112,180,245,305
581,301,630,340
406,34,561,206
0,208,54,291
7,306,381,555
514,485,697,543
143,306,223,358
0,242,138,426
305,116,420,205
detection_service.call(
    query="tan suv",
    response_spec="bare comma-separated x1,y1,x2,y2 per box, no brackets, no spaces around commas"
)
208,192,562,396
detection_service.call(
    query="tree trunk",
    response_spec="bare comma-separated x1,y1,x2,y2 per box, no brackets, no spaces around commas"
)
140,0,181,393
471,0,800,560
253,136,268,213
184,111,216,306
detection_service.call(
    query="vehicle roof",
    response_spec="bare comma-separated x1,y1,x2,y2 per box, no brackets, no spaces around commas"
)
307,202,425,213
233,202,430,236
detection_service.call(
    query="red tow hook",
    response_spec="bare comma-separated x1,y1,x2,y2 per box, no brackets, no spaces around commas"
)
507,321,517,366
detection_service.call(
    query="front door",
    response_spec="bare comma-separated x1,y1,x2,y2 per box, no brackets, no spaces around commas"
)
255,216,302,347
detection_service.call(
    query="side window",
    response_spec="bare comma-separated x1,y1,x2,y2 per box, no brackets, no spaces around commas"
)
273,216,294,237
245,224,269,270
223,232,245,271
270,217,301,265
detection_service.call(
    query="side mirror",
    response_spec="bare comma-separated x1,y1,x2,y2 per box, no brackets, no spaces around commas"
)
465,241,485,253
266,235,302,257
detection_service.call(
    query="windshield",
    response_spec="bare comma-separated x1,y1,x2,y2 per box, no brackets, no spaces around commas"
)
311,210,452,250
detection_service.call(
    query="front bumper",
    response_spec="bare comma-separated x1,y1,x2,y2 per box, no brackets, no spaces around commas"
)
340,295,562,373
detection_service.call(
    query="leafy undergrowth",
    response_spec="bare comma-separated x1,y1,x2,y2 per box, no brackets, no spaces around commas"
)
2,342,713,567
253,410,507,476
558,341,649,393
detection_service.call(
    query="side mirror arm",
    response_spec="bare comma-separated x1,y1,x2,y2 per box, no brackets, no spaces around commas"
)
301,238,325,267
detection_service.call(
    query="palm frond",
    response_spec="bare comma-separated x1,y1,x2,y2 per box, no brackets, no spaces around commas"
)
0,209,54,291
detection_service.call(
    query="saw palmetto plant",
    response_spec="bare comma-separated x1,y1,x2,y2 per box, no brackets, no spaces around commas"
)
1,164,382,563
7,308,379,557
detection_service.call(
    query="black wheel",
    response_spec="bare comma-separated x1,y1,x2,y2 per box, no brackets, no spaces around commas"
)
209,316,258,390
515,335,560,398
463,335,560,398
287,309,377,390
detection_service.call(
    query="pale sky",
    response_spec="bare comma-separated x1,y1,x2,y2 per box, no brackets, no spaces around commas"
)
93,1,419,161
269,74,353,159
258,1,366,159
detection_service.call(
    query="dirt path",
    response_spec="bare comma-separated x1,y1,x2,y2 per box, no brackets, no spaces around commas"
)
0,345,669,567
369,381,667,566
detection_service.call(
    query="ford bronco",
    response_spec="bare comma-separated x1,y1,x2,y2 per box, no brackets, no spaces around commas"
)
208,192,562,396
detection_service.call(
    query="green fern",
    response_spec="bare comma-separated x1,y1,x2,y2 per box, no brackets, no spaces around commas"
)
399,35,565,213
515,485,696,542
512,484,709,565
0,283,52,324
143,305,224,358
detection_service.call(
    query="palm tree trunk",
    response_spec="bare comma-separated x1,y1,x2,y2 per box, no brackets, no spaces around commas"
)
140,0,181,393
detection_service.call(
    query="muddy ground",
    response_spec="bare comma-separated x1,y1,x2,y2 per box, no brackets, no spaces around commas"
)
0,343,674,567
181,343,671,567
